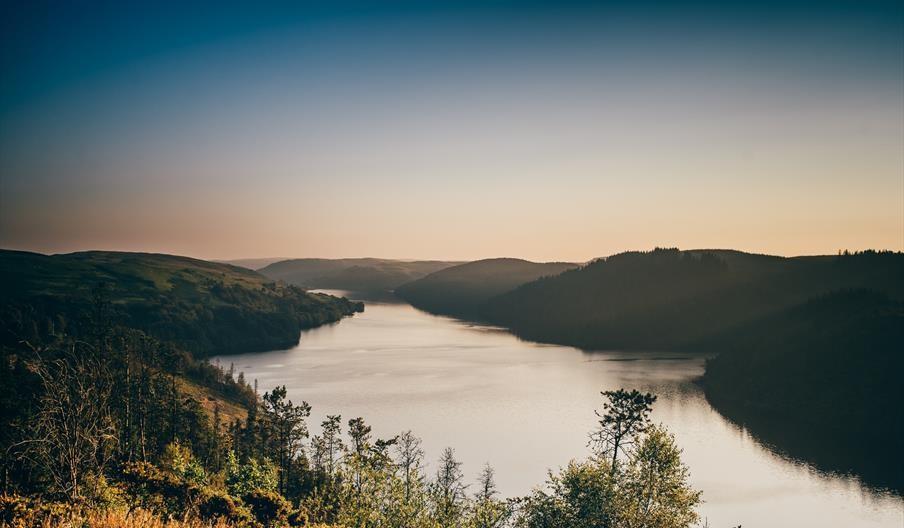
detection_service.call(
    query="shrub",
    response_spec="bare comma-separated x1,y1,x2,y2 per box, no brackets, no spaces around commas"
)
198,490,253,527
0,494,29,528
120,461,203,516
287,507,309,527
0,495,78,528
225,452,278,497
242,489,290,527
162,441,209,487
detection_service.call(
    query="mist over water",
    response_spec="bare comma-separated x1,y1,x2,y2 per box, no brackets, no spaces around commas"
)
213,292,903,527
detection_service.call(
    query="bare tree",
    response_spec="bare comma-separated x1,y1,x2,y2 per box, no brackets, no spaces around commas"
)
433,447,467,526
21,345,117,500
475,463,497,503
395,430,425,501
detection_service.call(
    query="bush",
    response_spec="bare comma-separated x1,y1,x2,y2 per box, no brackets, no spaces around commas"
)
120,461,203,516
0,494,78,528
0,494,29,528
162,441,209,487
83,474,128,510
287,507,309,527
242,489,290,527
225,452,278,497
198,490,253,527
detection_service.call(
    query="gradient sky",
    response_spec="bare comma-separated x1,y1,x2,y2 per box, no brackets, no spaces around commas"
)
1,0,902,261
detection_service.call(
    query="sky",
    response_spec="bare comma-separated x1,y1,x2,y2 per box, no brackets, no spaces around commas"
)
1,0,902,262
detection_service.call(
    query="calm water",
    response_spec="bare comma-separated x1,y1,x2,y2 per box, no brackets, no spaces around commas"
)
213,293,903,527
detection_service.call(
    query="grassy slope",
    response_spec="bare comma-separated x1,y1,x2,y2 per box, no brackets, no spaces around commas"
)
394,258,577,317
178,377,248,424
0,249,363,356
258,257,462,292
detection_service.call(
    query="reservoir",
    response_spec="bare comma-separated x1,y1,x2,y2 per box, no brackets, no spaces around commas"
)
213,292,902,527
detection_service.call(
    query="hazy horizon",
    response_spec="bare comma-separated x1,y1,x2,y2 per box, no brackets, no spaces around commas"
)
2,1,902,261
3,244,901,265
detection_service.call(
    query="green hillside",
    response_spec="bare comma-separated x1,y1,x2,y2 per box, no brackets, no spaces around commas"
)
481,248,904,350
395,258,577,317
0,250,363,356
258,258,461,293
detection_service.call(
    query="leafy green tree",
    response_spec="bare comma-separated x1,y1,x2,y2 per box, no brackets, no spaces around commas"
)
260,385,311,494
614,425,701,528
517,459,616,528
224,451,278,496
161,441,208,487
320,415,344,477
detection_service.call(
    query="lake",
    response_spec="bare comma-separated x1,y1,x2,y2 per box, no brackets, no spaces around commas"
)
212,292,903,527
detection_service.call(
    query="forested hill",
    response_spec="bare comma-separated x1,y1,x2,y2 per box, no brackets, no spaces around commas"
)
0,250,363,356
481,248,904,351
703,290,904,492
395,258,578,317
258,257,461,293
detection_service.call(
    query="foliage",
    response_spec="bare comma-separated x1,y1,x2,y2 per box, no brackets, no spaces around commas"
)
242,488,291,527
197,490,253,526
615,426,701,528
161,442,209,487
516,426,700,528
224,453,278,497
517,459,616,528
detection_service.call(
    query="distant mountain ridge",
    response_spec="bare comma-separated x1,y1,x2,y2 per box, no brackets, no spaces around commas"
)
395,258,578,316
218,257,289,269
481,248,904,351
258,258,462,293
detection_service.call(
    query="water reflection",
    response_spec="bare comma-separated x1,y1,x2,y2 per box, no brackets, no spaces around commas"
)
213,294,903,527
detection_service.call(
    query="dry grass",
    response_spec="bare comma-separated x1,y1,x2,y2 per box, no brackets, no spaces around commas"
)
177,378,249,424
36,508,233,528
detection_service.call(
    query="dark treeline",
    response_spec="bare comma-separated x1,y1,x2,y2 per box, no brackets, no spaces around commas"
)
481,249,903,351
703,290,904,493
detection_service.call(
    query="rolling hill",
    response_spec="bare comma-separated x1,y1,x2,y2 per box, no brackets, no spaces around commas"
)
218,257,289,269
258,258,461,293
0,250,363,356
394,258,577,317
481,248,904,351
